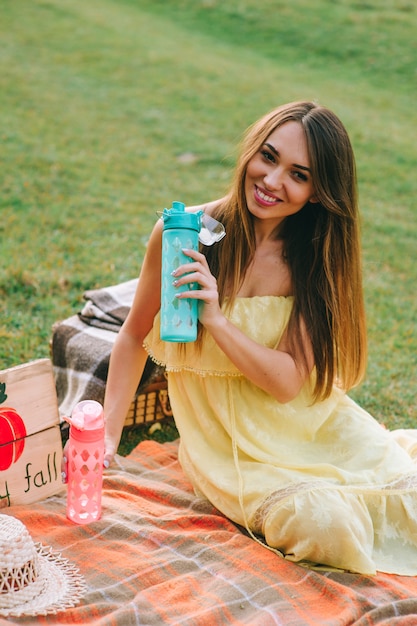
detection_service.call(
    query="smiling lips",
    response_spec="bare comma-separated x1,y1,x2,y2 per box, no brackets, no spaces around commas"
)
255,185,282,206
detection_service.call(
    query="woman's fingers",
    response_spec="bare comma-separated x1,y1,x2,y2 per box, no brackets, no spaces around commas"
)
61,439,69,484
174,270,213,291
103,438,117,469
103,453,112,469
172,252,215,293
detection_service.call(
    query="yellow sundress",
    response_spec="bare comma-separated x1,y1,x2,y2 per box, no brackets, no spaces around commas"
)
144,296,417,575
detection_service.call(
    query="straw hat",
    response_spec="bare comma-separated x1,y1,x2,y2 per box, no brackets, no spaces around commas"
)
0,514,87,617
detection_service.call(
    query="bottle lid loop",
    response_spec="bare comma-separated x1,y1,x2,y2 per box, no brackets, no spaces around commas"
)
158,201,226,245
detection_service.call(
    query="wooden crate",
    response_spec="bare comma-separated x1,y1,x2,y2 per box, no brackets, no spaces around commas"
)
0,359,63,508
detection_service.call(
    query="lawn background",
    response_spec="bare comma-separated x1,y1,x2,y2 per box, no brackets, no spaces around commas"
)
1,0,416,448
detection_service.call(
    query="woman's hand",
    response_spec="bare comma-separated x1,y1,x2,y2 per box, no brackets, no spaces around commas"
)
103,435,118,470
61,439,69,484
171,248,224,330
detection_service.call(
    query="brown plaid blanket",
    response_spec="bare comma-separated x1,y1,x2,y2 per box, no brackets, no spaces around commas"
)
78,279,138,331
51,279,163,419
3,439,417,625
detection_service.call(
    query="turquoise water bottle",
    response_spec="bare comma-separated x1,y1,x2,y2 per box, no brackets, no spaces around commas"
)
160,201,203,342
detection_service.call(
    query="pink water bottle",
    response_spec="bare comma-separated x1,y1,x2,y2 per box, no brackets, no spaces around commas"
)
65,400,105,525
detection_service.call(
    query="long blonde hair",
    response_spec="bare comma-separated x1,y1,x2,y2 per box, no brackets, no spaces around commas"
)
201,101,367,401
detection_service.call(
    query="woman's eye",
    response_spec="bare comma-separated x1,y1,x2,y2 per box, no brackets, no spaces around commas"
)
261,149,275,163
293,170,308,182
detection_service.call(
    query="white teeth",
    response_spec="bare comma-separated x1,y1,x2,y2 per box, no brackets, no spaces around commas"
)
257,188,277,203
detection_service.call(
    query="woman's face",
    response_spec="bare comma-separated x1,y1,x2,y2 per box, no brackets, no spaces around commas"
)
244,121,317,226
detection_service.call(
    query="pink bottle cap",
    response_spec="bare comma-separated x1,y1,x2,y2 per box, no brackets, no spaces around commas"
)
65,400,104,431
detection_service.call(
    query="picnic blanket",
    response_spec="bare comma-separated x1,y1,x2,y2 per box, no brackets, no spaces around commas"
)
78,279,138,332
51,279,164,419
3,439,417,625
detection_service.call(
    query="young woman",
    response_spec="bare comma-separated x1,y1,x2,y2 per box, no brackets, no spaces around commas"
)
102,101,417,575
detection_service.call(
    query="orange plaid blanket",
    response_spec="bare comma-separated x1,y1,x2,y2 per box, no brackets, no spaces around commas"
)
3,439,417,625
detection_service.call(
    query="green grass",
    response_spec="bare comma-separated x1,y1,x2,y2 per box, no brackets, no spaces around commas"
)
1,0,416,445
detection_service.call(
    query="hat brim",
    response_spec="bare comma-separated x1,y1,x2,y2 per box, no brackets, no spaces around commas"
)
0,542,86,618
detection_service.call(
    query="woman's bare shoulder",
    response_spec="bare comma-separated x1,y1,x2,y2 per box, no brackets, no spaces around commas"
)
186,198,225,215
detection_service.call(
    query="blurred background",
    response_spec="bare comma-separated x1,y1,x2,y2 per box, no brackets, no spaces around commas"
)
1,0,416,429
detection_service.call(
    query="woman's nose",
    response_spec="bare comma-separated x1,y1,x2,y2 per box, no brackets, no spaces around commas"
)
264,166,284,190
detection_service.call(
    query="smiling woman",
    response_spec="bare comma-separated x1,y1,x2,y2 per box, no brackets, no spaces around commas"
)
245,122,317,223
202,101,363,402
91,100,417,576
241,121,318,303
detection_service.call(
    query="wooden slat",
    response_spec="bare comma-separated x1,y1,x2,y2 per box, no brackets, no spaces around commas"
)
0,425,64,507
0,358,59,435
0,359,63,506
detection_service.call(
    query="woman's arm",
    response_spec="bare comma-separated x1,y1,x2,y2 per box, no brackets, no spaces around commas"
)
202,312,313,403
172,248,314,403
103,219,164,465
101,201,227,464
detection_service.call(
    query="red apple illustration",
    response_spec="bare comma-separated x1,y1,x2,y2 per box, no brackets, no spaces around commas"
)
0,382,27,471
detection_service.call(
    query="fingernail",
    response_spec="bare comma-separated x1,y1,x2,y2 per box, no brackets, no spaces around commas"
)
61,471,67,483
172,280,178,287
171,269,177,276
63,456,67,464
103,459,110,469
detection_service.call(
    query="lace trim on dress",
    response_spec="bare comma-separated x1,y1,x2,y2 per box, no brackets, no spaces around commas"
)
143,344,244,378
251,481,335,534
250,472,417,535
